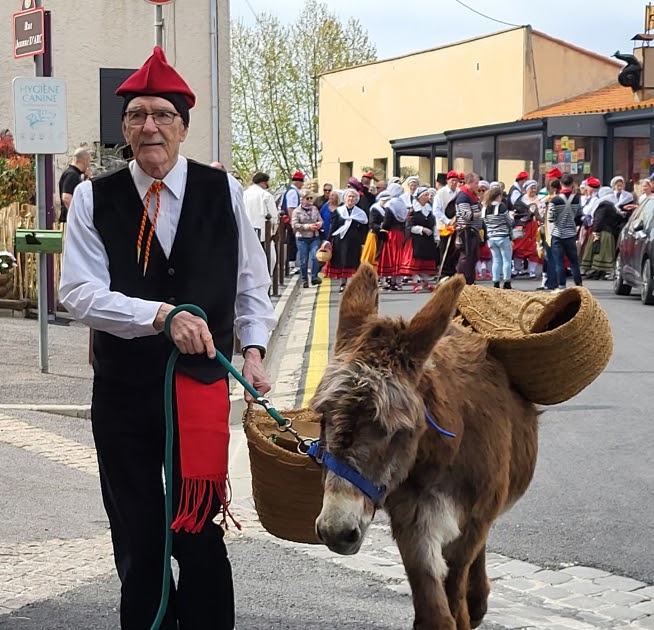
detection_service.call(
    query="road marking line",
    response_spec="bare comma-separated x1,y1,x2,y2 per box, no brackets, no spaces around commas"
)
301,278,331,407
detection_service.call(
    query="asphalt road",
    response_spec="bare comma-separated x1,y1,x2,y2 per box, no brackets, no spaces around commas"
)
351,277,654,584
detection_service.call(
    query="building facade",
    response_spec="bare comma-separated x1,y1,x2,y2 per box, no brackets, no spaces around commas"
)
318,26,627,187
0,0,231,173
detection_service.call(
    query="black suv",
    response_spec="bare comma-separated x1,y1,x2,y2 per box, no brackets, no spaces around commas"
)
614,196,654,304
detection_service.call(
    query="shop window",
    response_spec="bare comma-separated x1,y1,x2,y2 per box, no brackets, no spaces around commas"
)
546,136,601,183
452,137,494,180
613,132,650,195
497,132,542,187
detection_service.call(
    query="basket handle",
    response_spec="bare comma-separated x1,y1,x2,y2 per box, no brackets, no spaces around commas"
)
517,297,549,334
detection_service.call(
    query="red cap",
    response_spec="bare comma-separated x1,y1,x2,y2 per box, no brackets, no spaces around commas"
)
116,46,196,108
362,171,374,179
586,176,601,188
458,172,465,180
446,170,459,179
547,167,563,179
291,171,305,181
516,171,529,181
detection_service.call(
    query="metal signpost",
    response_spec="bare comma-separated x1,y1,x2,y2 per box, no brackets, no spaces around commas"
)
12,0,67,373
145,0,174,48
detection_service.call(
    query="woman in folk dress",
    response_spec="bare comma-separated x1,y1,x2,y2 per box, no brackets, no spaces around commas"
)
511,179,541,277
377,183,408,291
324,189,369,293
361,190,391,268
399,186,439,293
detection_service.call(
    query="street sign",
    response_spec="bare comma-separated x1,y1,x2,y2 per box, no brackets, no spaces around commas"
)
12,77,68,154
12,7,45,59
145,0,174,4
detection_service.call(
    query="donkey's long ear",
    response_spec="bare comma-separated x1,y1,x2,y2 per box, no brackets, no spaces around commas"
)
405,275,466,365
335,263,379,354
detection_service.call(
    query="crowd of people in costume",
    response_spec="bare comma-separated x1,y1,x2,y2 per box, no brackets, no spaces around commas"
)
269,166,641,294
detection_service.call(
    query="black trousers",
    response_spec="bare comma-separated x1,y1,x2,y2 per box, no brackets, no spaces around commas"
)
92,377,235,630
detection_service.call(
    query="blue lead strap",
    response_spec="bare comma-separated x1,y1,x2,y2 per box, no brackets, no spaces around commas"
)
425,409,456,438
307,441,387,505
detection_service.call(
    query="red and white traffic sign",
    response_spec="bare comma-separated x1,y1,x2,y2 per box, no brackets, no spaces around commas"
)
145,0,175,4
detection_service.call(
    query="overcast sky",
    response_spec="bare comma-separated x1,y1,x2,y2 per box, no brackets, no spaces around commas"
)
232,0,648,64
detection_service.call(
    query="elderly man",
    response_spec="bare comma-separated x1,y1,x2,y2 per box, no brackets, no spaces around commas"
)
59,46,275,630
58,147,91,223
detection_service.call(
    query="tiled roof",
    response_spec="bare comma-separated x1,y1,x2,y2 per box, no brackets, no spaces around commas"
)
521,84,654,119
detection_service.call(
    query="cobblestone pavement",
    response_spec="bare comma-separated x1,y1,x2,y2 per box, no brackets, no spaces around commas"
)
2,280,654,629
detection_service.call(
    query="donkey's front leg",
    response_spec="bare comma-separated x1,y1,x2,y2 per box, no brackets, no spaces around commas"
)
389,495,460,630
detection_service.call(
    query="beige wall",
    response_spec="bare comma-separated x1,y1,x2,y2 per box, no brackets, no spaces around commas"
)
318,26,621,187
524,29,621,114
0,0,231,174
318,28,527,186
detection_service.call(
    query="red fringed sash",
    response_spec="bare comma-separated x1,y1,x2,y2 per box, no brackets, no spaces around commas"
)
172,373,240,533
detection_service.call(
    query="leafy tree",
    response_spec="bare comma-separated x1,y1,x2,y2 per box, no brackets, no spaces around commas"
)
231,1,376,187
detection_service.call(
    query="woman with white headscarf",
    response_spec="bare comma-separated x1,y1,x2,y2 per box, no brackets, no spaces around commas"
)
581,186,623,280
399,186,439,292
611,175,634,210
361,190,391,268
511,179,541,278
400,176,420,211
378,183,407,290
323,188,369,293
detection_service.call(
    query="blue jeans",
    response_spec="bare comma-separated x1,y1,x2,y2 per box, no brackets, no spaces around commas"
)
551,235,582,288
296,236,320,280
542,241,558,289
488,236,512,282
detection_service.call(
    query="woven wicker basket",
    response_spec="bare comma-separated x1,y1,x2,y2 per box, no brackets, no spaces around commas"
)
243,406,324,544
457,285,613,405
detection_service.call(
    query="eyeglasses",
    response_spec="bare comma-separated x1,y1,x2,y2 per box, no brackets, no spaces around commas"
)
323,188,332,193
124,110,180,126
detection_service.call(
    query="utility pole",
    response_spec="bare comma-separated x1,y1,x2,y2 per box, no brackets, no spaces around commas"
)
34,0,48,372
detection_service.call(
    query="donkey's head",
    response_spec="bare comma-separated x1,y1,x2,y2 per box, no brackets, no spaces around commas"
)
312,265,465,554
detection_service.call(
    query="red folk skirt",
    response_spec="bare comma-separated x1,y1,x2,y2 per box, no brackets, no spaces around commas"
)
512,220,540,264
377,230,405,277
398,239,437,275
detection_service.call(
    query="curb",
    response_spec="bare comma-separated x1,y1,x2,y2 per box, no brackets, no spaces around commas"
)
0,404,92,420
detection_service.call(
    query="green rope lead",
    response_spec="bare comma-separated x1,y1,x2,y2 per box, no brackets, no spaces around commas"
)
150,304,285,630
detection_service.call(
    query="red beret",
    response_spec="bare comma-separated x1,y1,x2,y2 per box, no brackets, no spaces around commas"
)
586,177,601,188
291,171,305,181
362,171,374,179
516,171,529,180
547,167,563,179
446,170,459,179
458,172,465,180
116,46,196,108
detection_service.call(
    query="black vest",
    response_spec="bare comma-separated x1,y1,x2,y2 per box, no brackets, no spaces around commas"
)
92,160,239,386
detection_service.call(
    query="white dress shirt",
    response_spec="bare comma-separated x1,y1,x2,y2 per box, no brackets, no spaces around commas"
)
243,183,278,239
59,156,276,349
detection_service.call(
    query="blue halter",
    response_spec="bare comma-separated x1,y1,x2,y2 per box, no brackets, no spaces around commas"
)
308,409,455,505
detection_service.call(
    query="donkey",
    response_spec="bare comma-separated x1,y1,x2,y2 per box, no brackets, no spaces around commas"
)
310,264,539,630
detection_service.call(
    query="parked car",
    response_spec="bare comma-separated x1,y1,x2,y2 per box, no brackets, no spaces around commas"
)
614,196,654,304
